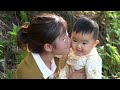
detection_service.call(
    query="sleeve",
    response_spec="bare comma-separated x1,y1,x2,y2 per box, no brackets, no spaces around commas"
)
85,56,102,79
58,64,69,79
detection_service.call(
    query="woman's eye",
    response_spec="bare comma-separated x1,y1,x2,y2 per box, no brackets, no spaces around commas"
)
63,39,66,41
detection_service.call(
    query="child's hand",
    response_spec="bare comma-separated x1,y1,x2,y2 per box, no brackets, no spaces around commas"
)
68,66,86,79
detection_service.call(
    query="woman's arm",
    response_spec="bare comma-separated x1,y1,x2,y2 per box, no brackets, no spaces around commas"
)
68,66,86,79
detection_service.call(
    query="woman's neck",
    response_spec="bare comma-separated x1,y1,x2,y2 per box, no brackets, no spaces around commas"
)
40,52,55,69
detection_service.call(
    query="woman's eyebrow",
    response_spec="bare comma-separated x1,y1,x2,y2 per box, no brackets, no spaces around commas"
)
59,33,66,38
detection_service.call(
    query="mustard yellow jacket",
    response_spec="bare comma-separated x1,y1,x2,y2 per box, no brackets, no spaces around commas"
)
14,52,61,79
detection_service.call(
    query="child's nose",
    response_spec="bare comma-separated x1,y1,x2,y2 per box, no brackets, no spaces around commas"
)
77,44,82,49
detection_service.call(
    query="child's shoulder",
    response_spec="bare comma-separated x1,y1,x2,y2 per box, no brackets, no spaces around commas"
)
88,50,102,63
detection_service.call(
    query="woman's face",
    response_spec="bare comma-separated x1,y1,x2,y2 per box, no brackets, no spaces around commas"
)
52,31,71,55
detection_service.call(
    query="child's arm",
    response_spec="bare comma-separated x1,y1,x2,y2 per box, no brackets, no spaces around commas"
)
58,64,86,79
85,57,102,79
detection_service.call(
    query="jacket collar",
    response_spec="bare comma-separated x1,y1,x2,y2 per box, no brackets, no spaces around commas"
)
31,53,57,79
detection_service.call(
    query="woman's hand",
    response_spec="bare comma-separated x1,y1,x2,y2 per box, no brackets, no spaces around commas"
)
68,66,86,79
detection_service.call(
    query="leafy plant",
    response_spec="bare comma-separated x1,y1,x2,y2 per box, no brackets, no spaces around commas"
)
98,43,120,76
8,23,20,40
0,44,4,59
20,11,29,23
5,69,15,79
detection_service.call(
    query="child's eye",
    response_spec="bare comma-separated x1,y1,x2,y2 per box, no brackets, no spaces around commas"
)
83,42,87,45
73,40,77,42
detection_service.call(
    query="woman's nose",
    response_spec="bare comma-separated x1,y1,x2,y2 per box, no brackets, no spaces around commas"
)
67,37,71,43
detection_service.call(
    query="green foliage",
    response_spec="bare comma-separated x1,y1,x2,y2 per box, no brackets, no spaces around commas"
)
106,11,120,45
5,69,14,79
8,23,20,40
0,23,20,54
0,44,3,59
115,72,120,78
16,50,28,65
0,22,27,79
20,11,29,23
97,11,120,78
8,23,28,64
98,43,120,76
102,75,110,79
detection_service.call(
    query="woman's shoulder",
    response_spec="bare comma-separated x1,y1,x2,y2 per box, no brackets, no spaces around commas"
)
14,52,44,79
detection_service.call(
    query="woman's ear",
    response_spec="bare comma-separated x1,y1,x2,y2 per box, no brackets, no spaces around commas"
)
44,43,53,52
94,40,99,47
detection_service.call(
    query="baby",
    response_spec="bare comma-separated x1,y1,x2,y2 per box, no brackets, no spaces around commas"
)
59,16,102,79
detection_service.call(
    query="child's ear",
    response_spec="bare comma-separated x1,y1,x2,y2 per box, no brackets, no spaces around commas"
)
44,43,53,52
94,40,99,47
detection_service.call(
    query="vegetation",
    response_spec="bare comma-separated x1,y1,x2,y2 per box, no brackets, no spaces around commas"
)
0,11,120,79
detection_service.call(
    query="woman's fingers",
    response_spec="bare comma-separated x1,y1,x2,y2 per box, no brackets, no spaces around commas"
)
68,67,86,79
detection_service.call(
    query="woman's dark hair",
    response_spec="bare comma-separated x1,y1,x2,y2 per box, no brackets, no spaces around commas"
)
73,17,99,40
16,13,67,53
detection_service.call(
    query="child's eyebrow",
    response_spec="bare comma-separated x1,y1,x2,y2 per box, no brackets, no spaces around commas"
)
71,37,76,40
82,40,88,42
71,35,76,38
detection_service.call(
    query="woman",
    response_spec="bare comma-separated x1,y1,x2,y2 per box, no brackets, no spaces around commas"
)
14,13,85,79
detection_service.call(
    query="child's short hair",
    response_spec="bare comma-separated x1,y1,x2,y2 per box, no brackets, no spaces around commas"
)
73,16,99,40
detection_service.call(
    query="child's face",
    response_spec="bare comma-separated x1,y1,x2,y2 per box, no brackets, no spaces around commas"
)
52,31,71,55
71,31,99,56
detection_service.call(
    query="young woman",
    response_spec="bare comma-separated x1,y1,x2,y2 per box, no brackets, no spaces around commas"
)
14,13,85,79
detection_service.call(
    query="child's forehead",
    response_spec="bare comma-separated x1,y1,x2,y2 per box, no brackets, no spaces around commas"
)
71,32,94,39
72,31,94,36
